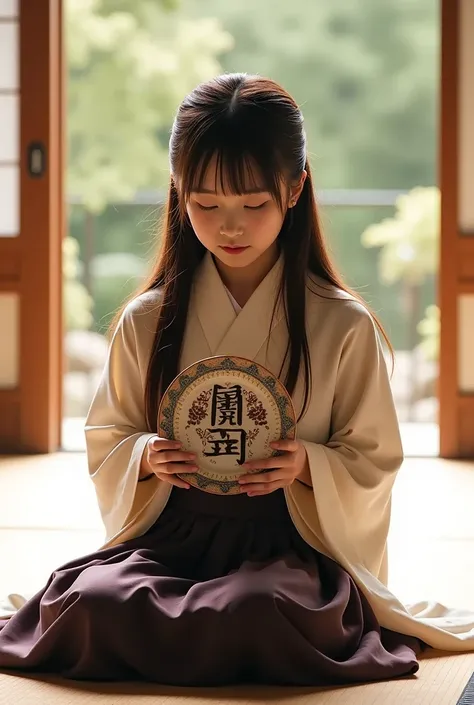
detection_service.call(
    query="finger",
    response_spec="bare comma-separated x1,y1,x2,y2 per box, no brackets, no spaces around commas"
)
150,450,197,465
242,454,293,472
156,473,191,490
270,439,299,452
151,438,182,451
245,481,287,496
241,481,287,493
238,469,288,485
157,462,199,475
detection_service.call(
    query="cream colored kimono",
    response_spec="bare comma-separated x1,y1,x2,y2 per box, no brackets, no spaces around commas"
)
5,252,474,648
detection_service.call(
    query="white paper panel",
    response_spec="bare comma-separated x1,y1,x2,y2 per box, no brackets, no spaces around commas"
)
0,293,19,388
458,295,474,392
459,0,474,232
0,22,18,91
0,165,19,235
0,94,18,161
0,0,17,18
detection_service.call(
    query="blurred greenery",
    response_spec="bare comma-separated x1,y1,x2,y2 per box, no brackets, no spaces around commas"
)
418,304,440,362
68,202,156,331
66,0,233,212
361,187,439,285
361,186,440,358
66,0,439,353
182,0,438,189
63,236,93,331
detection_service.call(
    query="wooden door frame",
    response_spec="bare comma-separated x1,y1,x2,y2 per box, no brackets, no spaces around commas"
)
439,0,459,458
439,0,474,458
0,1,64,453
21,0,64,452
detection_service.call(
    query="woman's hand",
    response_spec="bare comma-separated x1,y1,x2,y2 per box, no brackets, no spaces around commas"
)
237,439,311,496
141,436,198,489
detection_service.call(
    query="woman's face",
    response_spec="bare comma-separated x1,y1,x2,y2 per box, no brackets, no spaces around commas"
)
185,156,306,272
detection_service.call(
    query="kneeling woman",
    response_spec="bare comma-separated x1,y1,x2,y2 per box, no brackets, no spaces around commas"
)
1,73,473,685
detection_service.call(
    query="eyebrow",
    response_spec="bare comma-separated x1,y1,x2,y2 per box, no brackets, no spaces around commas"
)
192,188,267,195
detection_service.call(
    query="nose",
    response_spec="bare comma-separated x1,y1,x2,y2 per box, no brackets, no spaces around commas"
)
220,214,243,238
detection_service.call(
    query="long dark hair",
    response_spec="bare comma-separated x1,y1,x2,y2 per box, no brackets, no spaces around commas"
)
113,73,393,431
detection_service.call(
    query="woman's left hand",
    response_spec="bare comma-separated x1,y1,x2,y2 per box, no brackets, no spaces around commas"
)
238,439,310,496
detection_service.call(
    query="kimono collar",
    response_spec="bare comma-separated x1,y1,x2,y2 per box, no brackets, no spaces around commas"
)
191,250,286,361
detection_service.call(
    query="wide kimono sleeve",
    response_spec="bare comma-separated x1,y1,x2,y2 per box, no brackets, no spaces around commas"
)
288,304,402,585
84,298,158,540
285,301,474,650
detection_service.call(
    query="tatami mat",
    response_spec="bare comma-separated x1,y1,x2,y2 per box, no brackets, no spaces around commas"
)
1,454,474,703
2,454,474,610
0,652,473,705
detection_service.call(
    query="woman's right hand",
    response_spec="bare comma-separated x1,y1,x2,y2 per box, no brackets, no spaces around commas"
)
141,436,198,489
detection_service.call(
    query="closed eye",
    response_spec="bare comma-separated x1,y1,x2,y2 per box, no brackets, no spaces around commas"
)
195,201,269,211
196,203,218,211
245,202,269,210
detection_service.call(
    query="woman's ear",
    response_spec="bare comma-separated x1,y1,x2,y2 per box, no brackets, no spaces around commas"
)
288,170,307,207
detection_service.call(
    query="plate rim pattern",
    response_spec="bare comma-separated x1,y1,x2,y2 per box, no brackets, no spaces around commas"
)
157,355,297,494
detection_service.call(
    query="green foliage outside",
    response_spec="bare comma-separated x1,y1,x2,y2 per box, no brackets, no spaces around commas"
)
182,0,438,189
65,0,439,352
361,186,440,355
67,0,233,211
361,187,439,286
63,236,93,331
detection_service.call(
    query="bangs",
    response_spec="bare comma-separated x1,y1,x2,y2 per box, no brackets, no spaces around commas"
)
178,136,287,210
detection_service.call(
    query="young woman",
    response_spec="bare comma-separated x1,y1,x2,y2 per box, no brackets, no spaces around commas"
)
1,73,473,685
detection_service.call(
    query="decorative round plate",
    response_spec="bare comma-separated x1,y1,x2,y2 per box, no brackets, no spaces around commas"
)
157,356,297,495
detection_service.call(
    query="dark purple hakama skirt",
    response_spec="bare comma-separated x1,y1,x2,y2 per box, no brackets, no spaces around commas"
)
0,487,423,686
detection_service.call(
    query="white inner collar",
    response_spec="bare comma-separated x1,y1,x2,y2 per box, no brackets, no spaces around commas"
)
224,287,242,314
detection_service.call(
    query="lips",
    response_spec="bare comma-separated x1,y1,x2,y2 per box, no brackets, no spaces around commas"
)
220,246,249,255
